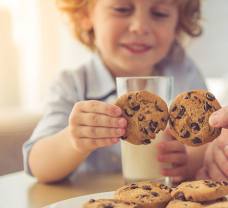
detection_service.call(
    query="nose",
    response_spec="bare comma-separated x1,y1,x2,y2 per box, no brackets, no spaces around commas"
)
129,11,150,36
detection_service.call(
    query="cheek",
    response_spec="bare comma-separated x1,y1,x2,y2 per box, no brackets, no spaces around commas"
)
157,28,176,49
95,21,122,48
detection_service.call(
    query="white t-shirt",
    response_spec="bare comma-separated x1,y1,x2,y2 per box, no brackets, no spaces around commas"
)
23,52,207,177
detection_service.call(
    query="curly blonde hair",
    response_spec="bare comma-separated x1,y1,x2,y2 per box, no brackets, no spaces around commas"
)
56,0,202,51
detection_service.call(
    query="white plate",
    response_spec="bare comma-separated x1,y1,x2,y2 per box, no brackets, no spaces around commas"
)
48,191,114,208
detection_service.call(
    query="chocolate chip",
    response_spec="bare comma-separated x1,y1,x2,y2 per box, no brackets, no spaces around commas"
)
192,137,202,144
176,106,186,119
142,185,152,190
171,106,177,112
184,92,192,99
155,101,163,112
151,192,159,197
169,118,175,127
204,102,212,112
143,139,151,144
140,194,149,198
132,104,140,111
198,116,205,123
124,109,134,117
190,123,200,132
89,199,96,203
149,121,158,133
128,95,132,100
103,205,114,208
130,184,138,189
180,129,190,138
138,114,145,121
174,192,186,201
206,92,215,101
141,128,148,135
120,136,127,140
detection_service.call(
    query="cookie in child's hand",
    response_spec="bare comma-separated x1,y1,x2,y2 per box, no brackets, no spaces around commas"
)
115,90,169,145
114,181,172,208
169,90,221,146
166,200,203,208
171,180,228,202
83,199,142,208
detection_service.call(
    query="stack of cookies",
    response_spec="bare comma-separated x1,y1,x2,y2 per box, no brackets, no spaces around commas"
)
115,89,222,146
83,180,228,208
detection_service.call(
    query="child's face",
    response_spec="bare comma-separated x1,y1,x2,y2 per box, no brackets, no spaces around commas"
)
90,0,179,76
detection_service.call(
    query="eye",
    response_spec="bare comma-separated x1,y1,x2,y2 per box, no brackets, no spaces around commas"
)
112,6,133,15
151,10,170,18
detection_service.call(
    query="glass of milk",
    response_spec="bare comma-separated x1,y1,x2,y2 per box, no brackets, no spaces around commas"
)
116,76,173,186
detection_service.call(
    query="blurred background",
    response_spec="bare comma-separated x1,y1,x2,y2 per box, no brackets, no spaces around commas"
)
0,0,228,175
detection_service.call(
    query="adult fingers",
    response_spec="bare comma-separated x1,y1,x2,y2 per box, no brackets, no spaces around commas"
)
209,107,228,128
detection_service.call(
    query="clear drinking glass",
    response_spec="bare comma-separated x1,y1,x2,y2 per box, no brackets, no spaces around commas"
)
116,76,173,186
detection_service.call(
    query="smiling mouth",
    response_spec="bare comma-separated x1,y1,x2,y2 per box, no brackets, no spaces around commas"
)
121,43,153,54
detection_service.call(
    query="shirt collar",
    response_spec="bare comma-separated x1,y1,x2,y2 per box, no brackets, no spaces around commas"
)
85,54,117,100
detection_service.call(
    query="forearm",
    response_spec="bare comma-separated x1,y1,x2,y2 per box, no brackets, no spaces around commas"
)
29,127,91,183
186,144,208,180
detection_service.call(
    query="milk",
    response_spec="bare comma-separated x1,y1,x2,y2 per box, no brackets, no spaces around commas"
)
121,132,171,185
116,76,173,186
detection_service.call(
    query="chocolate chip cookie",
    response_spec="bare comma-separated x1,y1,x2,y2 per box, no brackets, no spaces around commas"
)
115,90,169,145
166,200,203,208
169,90,221,146
114,181,172,208
83,199,142,208
171,180,228,202
205,201,228,208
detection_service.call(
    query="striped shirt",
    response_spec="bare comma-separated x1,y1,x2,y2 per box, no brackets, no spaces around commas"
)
23,52,207,177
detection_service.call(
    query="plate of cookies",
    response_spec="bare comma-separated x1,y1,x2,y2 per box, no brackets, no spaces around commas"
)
48,179,228,208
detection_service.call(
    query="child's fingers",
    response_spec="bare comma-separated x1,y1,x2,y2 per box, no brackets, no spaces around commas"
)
89,138,120,148
73,100,122,117
157,153,187,165
74,138,119,152
72,112,127,128
172,176,184,184
161,165,187,177
209,107,228,128
207,161,227,181
72,126,125,138
212,145,228,177
157,140,186,154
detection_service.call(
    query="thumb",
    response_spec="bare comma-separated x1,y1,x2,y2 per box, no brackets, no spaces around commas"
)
209,107,228,129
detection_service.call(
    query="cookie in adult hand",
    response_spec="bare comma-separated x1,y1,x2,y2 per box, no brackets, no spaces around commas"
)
166,200,203,208
114,181,172,208
171,180,228,202
115,90,169,145
169,90,221,146
83,199,142,208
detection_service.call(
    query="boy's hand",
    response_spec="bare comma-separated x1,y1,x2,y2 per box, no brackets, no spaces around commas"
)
157,128,188,183
68,100,127,154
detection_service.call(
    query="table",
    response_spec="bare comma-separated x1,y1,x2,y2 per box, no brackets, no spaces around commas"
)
0,171,124,208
